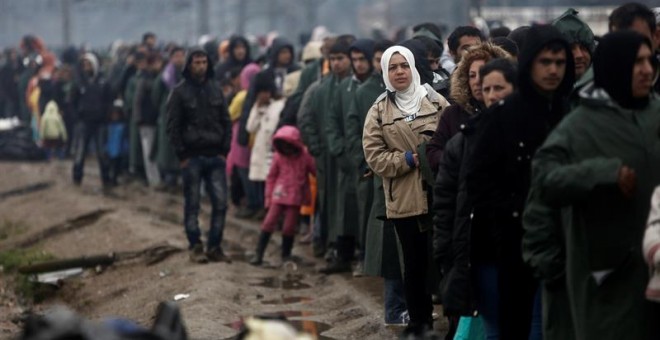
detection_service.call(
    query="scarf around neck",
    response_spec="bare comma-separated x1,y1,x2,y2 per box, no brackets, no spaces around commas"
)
381,46,428,115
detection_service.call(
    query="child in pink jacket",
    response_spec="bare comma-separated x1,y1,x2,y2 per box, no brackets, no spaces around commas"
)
250,125,316,266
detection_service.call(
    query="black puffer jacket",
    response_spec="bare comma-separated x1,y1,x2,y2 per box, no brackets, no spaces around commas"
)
432,114,482,317
166,48,231,160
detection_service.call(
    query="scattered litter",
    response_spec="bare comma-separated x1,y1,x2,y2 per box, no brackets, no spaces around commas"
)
173,294,189,301
159,270,171,278
33,268,84,284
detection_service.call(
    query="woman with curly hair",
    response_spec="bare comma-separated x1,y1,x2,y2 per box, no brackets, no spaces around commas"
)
426,43,511,174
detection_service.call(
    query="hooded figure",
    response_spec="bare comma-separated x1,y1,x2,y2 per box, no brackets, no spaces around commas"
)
464,24,575,339
529,31,660,340
214,35,253,81
166,47,233,262
552,8,595,81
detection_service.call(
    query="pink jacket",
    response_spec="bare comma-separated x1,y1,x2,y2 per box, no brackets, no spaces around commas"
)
265,126,316,207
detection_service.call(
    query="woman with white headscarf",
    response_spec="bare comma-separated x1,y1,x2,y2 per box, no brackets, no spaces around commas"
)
363,46,450,335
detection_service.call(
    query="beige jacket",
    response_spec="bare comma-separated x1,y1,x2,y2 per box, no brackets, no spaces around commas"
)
363,86,449,219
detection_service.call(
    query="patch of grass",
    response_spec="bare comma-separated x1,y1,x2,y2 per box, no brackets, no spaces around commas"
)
0,249,57,303
0,219,28,240
0,249,54,272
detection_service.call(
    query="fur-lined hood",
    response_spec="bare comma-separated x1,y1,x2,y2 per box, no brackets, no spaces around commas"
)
449,43,511,113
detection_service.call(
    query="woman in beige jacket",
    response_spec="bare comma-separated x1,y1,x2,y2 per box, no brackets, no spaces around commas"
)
362,45,449,335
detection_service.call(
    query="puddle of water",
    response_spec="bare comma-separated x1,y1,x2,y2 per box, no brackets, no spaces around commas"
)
249,277,311,290
261,296,313,305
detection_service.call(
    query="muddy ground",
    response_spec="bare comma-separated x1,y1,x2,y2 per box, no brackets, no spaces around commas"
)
0,160,447,339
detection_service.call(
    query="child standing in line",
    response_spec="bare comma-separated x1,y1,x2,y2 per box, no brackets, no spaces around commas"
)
249,125,316,266
39,100,67,159
106,99,127,186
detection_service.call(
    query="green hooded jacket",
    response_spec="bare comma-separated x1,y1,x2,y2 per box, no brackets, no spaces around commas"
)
530,84,660,339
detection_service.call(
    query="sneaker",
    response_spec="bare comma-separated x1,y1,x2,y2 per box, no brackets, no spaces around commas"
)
189,244,208,263
352,261,364,277
205,247,231,263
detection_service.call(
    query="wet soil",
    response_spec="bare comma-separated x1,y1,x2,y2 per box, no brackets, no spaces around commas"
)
0,160,443,339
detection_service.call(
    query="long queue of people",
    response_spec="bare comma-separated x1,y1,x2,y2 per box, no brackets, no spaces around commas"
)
2,2,660,339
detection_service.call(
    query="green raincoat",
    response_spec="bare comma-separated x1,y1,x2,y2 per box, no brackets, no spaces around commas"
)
530,85,660,339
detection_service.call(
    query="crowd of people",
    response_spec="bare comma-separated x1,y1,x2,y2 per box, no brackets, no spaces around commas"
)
2,2,660,339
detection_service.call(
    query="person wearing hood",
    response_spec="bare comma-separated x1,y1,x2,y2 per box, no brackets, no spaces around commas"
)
152,46,186,191
214,35,252,82
552,8,595,82
529,31,660,340
299,36,355,259
0,48,22,119
362,45,450,336
278,37,334,127
249,125,316,266
237,37,299,147
319,38,375,275
228,63,261,219
71,52,113,188
464,24,575,339
166,48,232,264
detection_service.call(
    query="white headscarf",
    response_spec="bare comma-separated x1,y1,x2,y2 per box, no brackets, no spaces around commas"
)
380,46,428,115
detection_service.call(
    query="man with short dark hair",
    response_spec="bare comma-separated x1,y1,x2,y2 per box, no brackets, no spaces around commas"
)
442,26,484,73
321,38,375,274
299,37,355,259
466,25,574,339
142,32,157,51
167,48,232,263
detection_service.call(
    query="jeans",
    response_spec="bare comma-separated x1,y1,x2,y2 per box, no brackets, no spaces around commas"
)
392,217,433,328
236,166,260,210
182,156,228,250
72,121,110,185
475,265,500,340
384,278,407,323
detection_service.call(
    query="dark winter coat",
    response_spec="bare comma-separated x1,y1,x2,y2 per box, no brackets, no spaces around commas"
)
166,48,232,160
426,103,479,174
463,25,575,339
465,25,575,265
133,71,160,125
71,75,112,123
214,35,253,81
432,114,482,317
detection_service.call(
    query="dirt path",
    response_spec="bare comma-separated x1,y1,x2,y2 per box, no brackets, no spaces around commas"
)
0,160,447,339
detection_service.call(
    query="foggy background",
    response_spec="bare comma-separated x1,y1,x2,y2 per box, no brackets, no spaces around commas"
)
0,0,656,49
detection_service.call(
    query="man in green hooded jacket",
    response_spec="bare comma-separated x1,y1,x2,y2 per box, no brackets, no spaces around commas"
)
528,31,660,340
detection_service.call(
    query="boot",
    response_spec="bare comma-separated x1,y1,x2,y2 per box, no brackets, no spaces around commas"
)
281,235,294,259
249,231,271,266
319,235,355,274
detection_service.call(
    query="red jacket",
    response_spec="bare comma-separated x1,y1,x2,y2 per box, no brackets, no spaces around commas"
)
265,126,316,207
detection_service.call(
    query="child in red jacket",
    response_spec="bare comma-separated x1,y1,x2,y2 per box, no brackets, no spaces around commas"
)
250,126,316,266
